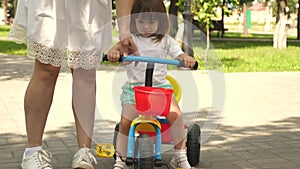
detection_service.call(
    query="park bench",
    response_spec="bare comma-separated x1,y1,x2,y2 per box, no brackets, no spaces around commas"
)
192,19,228,38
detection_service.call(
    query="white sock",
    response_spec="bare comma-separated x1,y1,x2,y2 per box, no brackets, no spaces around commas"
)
175,149,186,156
24,146,43,158
174,149,191,168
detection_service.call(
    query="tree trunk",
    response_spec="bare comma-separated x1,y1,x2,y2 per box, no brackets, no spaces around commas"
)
297,0,300,40
169,0,179,37
273,0,288,49
204,20,210,63
243,3,248,37
1,0,8,25
182,0,194,57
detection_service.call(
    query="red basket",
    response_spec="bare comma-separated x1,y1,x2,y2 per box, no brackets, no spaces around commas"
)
134,86,174,116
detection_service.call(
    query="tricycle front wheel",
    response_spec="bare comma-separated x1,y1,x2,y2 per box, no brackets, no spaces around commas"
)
134,134,155,169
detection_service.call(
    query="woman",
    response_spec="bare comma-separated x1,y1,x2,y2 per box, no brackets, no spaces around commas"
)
9,0,135,168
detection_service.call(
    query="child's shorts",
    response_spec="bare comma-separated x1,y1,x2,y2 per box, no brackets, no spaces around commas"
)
120,83,173,105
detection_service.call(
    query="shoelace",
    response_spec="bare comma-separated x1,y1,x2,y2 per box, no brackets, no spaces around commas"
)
114,163,126,169
79,147,98,165
174,156,188,167
113,160,127,169
33,150,52,169
172,156,195,169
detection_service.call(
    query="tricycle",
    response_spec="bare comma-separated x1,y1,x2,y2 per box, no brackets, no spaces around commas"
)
96,55,201,169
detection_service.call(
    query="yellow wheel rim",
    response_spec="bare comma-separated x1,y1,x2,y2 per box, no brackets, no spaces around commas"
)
166,74,182,103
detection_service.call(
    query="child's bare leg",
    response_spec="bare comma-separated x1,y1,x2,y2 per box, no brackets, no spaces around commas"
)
114,104,136,168
167,98,186,148
166,98,192,168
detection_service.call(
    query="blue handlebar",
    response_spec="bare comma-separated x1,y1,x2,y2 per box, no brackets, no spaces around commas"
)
123,56,185,67
102,54,198,70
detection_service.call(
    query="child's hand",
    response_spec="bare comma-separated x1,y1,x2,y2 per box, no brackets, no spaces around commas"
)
175,54,195,68
107,42,123,62
107,49,121,62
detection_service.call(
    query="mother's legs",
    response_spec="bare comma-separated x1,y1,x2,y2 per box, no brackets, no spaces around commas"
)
71,68,96,148
24,60,60,147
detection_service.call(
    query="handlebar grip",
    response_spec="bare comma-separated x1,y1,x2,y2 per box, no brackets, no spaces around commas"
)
102,54,108,61
102,53,123,62
178,60,198,70
193,61,198,70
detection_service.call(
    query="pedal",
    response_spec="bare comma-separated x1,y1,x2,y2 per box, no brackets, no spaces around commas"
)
96,143,115,158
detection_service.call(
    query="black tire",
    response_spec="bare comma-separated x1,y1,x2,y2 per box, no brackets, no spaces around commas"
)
134,134,154,169
186,124,201,166
113,123,120,160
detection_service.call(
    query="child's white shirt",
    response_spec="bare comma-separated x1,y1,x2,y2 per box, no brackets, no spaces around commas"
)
126,34,184,84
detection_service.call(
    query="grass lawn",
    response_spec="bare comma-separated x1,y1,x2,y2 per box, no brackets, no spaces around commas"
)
0,40,27,56
1,25,299,73
209,31,297,39
0,25,10,37
207,40,300,72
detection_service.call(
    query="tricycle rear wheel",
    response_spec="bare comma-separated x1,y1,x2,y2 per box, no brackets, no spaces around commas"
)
186,124,201,166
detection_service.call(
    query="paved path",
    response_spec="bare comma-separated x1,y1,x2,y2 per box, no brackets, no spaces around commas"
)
0,54,300,169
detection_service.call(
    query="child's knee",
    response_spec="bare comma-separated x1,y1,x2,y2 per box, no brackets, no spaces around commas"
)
167,111,183,123
119,119,131,131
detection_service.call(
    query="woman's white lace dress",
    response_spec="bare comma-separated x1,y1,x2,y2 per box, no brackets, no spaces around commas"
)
9,0,112,69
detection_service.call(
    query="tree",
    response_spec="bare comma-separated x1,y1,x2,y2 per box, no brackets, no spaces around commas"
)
193,0,216,62
278,0,299,40
273,0,300,40
238,0,255,37
192,0,238,62
1,0,8,25
169,0,179,37
297,0,300,40
273,0,289,49
1,0,17,25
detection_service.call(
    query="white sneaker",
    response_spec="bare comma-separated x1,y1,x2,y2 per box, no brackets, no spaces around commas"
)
113,161,127,169
170,156,194,169
21,149,53,169
72,147,97,169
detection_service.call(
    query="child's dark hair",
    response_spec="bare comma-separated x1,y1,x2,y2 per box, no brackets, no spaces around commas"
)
130,0,170,42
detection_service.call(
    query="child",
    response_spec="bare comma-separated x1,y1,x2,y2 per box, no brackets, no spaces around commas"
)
107,0,196,168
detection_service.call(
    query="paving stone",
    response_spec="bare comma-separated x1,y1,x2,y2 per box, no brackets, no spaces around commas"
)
232,151,260,160
231,160,259,169
247,148,276,156
210,161,242,169
0,137,8,146
249,142,275,149
259,162,298,169
248,157,290,165
44,140,66,148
